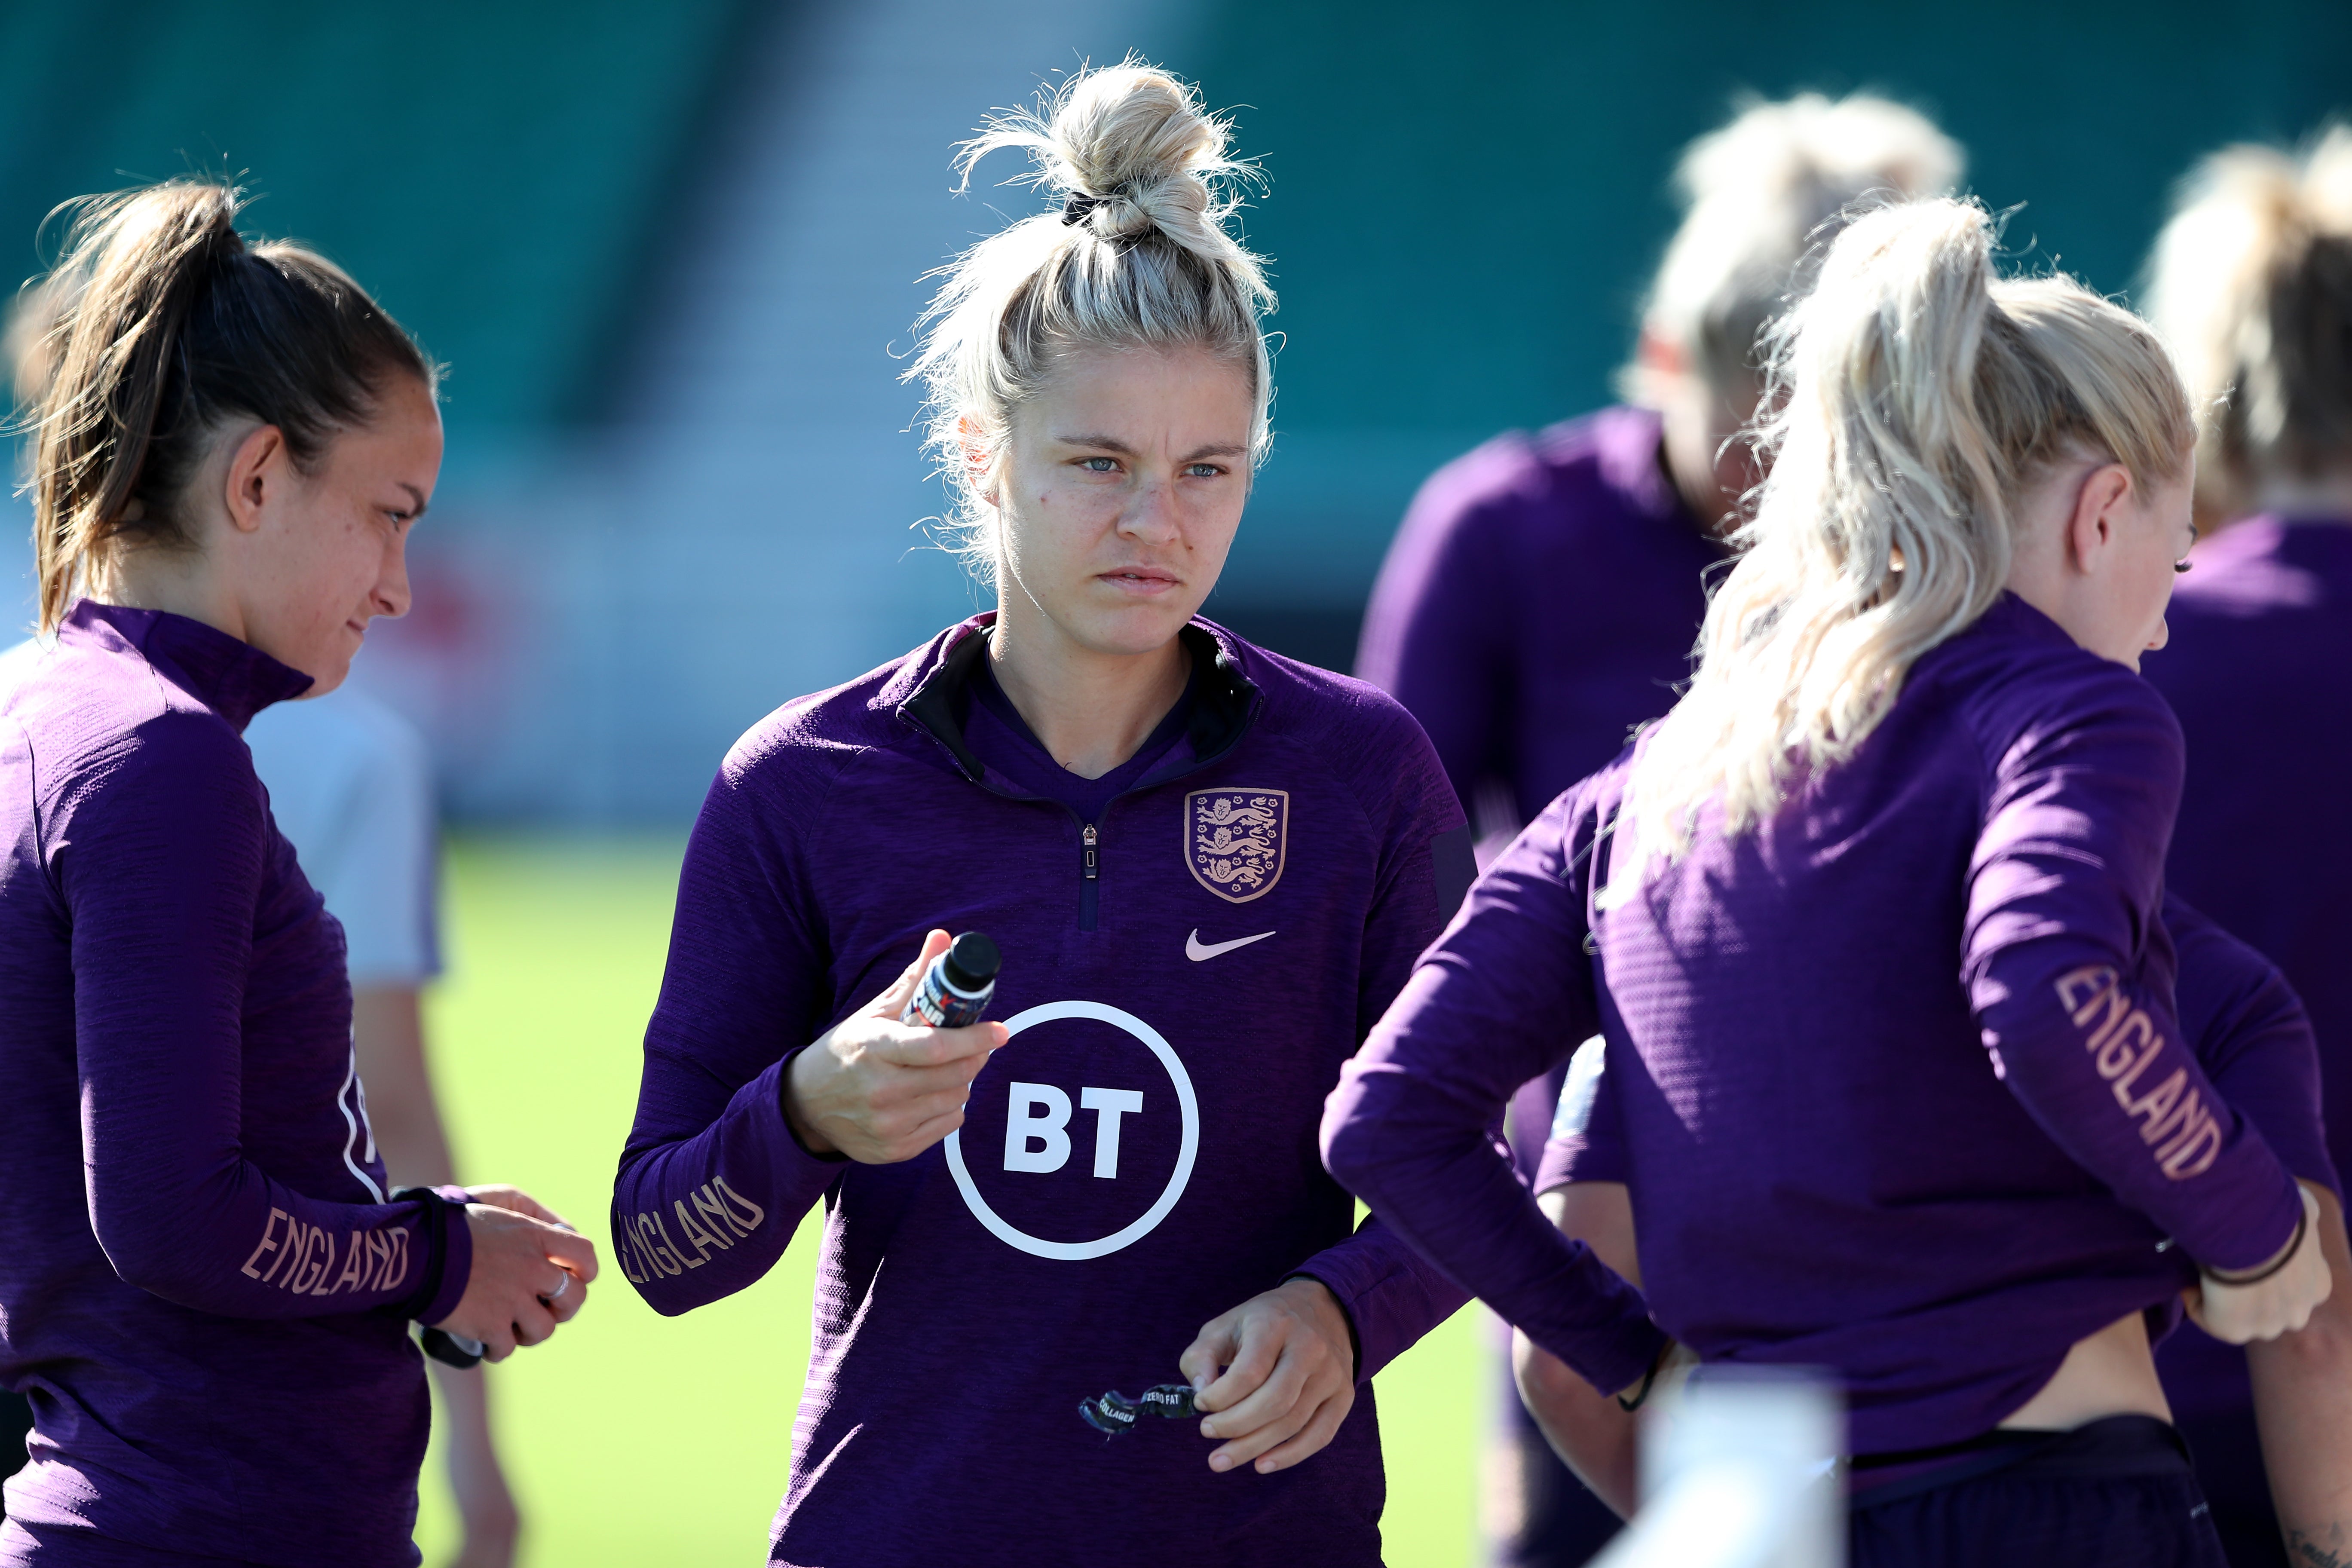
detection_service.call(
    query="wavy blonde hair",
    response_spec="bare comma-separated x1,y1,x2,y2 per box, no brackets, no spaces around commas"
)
1622,92,1963,404
906,59,1274,583
1609,198,2193,890
2143,125,2352,518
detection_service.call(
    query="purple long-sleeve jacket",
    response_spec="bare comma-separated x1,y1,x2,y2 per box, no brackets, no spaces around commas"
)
1323,594,2306,1455
1356,405,1720,833
2142,514,2352,1424
611,616,1657,1567
0,603,469,1567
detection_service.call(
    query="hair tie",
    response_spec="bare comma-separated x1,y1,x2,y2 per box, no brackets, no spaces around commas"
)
1061,190,1105,226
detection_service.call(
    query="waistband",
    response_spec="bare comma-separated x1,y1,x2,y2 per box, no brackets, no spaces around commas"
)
1849,1415,2192,1509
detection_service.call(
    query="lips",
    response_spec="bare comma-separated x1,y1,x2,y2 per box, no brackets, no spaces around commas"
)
1098,568,1180,594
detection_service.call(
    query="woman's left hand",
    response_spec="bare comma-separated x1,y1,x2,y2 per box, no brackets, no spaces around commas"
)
1179,1277,1356,1475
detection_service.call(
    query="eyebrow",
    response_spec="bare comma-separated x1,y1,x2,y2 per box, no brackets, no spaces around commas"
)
1053,433,1251,462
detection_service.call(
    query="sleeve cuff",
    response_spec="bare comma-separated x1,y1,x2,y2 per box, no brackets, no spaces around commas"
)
419,1187,474,1327
775,1049,850,1166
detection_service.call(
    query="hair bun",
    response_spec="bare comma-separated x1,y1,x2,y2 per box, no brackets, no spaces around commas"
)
958,58,1252,261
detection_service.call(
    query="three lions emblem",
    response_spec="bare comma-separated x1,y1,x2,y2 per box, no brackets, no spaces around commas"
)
1185,789,1289,904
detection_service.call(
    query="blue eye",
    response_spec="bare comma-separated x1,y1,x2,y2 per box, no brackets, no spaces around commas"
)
1079,457,1117,473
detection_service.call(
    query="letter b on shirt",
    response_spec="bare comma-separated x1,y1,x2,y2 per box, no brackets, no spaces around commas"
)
1003,1081,1145,1178
1004,1084,1072,1173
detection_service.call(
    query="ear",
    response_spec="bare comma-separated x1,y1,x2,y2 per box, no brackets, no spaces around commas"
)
2063,462,2134,575
956,415,998,508
220,423,289,536
1635,328,1688,380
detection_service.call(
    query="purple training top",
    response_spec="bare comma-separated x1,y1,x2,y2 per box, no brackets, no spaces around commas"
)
2141,514,2352,1424
1323,593,2306,1456
1356,405,1720,833
612,616,1659,1567
0,603,470,1567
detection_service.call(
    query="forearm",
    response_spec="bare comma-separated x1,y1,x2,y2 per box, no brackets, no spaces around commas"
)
611,1053,832,1314
1513,1185,1646,1516
1325,1052,1663,1392
2250,1188,2352,1566
1289,1210,1472,1381
1979,945,2303,1271
93,1170,467,1321
352,986,457,1188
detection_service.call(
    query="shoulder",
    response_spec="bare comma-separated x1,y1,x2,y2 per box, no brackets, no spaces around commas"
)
1918,597,2181,767
1225,634,1462,825
707,639,944,823
1405,407,1654,534
246,687,429,790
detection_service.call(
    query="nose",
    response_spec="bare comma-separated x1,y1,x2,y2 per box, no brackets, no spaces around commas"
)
373,530,413,620
1116,472,1182,545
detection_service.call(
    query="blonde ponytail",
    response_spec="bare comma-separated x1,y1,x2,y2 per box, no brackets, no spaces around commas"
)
1610,198,2193,890
2143,125,2352,517
907,59,1274,582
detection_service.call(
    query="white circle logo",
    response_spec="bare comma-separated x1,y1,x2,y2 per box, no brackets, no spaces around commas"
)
943,1000,1199,1260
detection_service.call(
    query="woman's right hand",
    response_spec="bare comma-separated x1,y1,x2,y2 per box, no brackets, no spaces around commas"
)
2190,1183,2333,1344
432,1191,600,1361
782,929,1008,1164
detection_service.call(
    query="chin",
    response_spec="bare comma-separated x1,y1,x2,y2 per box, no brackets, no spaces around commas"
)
1073,600,1199,657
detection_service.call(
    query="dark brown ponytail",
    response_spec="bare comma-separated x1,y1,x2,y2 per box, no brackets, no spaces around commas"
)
22,180,433,632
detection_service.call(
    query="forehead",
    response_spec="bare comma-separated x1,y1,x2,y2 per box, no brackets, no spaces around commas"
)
1024,343,1256,429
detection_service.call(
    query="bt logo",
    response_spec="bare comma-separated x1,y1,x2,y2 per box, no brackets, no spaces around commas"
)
1002,1084,1146,1178
943,1000,1199,1262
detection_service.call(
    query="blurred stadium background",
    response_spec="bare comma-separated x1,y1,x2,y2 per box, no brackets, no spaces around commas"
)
0,2,2343,1563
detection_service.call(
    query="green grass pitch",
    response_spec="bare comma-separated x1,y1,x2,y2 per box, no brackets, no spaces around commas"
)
412,838,1486,1566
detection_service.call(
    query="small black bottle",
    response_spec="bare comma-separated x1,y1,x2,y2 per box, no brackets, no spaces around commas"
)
902,931,1001,1028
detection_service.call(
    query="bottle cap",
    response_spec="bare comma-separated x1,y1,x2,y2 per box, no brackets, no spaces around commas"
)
941,931,1001,993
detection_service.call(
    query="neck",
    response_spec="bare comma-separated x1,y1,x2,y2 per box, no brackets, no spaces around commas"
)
988,599,1191,781
89,544,245,643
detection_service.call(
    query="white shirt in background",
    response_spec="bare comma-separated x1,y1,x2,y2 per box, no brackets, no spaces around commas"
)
245,688,442,987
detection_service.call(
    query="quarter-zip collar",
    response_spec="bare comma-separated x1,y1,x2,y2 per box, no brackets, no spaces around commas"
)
62,599,314,733
894,613,1261,796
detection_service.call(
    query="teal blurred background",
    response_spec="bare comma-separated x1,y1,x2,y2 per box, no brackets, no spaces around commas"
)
0,6,2344,1563
3,0,2345,822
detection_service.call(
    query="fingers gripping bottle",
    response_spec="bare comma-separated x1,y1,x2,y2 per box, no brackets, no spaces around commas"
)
903,932,1001,1027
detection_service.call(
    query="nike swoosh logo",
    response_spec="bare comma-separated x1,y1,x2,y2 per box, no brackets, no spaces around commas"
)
1187,928,1276,962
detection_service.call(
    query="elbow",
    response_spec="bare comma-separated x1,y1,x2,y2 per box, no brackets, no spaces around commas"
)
1319,1091,1387,1201
97,1224,211,1308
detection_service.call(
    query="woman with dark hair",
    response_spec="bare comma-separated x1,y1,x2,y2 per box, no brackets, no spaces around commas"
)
0,181,595,1567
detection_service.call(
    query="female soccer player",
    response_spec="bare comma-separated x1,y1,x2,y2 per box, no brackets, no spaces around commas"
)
609,61,1659,1568
2138,127,2352,1568
1519,895,2350,1560
1353,96,1960,1563
0,182,595,1567
1324,196,2332,1565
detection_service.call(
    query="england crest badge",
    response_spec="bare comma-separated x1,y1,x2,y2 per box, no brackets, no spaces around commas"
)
1185,788,1289,904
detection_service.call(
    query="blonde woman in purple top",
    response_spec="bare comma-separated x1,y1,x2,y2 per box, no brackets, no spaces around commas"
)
2140,127,2352,1568
1325,197,2334,1567
0,184,595,1567
1356,99,1961,1563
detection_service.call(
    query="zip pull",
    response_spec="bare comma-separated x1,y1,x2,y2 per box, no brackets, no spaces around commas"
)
1082,822,1099,880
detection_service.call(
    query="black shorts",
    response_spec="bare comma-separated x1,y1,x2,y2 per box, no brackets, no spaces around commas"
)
1851,1416,2226,1568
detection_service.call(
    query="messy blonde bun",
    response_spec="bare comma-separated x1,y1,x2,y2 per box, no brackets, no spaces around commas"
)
2143,126,2352,518
907,59,1274,580
1625,93,1963,403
